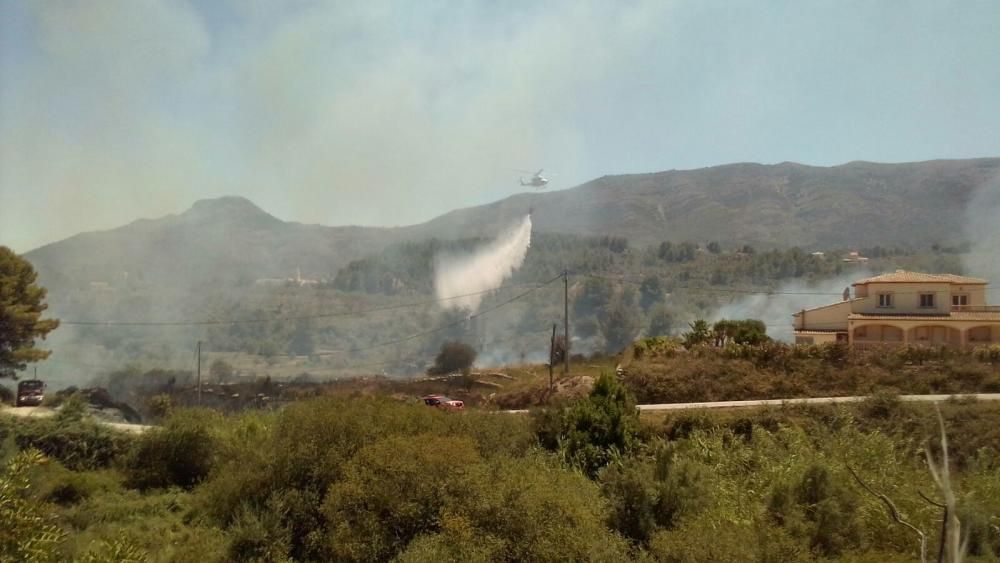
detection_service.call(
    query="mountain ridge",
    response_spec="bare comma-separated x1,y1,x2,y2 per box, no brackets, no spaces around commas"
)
24,157,1000,291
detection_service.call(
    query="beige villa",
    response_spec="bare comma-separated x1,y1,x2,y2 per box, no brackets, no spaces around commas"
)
793,270,1000,349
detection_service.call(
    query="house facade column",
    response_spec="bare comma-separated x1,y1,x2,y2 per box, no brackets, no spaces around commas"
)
960,328,968,350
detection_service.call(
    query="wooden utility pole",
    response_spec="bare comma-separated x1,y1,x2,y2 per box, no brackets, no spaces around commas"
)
563,270,570,374
196,340,202,405
549,323,556,394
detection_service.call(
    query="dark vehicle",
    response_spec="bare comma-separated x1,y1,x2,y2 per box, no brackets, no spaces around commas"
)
421,394,464,411
16,379,46,407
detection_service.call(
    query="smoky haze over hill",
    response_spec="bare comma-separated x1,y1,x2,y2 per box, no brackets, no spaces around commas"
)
417,157,1000,249
24,157,1000,293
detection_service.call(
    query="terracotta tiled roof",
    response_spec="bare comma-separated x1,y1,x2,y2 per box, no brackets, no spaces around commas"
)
792,299,862,316
853,271,987,285
849,312,1000,322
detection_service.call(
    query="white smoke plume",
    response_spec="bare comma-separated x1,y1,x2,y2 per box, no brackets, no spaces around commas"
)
434,215,532,311
711,270,871,342
962,175,1000,286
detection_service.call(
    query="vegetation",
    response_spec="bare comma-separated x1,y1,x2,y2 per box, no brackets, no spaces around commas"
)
29,216,975,387
617,339,1000,406
2,376,999,562
427,341,477,376
0,246,59,378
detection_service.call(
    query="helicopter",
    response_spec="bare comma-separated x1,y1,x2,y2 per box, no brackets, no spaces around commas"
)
516,169,549,189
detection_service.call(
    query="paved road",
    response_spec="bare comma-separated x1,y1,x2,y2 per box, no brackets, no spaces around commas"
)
0,405,151,433
503,393,1000,414
636,393,1000,411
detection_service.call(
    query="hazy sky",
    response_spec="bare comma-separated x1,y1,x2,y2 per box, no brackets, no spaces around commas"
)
2,1,999,252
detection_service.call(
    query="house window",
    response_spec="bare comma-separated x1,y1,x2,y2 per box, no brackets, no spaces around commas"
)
952,294,968,307
919,293,935,308
877,293,893,308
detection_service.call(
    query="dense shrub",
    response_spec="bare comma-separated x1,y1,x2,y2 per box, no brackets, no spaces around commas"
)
197,397,533,561
973,344,1000,365
226,502,293,563
631,336,682,360
427,341,477,375
34,465,121,507
391,454,630,562
324,434,482,561
621,346,1000,405
534,372,641,477
0,450,67,562
0,384,13,404
123,409,219,490
13,417,131,471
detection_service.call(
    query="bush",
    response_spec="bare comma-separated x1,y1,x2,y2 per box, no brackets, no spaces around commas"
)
631,336,681,361
601,462,659,544
973,344,1000,365
768,464,863,557
427,341,477,376
13,417,131,471
323,434,482,561
534,372,641,477
124,409,219,490
226,502,293,563
0,450,67,562
393,454,629,562
76,533,146,563
197,397,532,561
144,394,173,420
34,465,121,507
653,457,711,528
0,384,13,405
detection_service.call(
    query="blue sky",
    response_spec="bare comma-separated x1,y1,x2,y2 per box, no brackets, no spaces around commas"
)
2,0,999,251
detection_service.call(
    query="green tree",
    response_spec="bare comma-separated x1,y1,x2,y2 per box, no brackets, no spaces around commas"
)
648,305,676,336
681,320,712,348
706,241,722,254
639,275,664,311
599,300,641,354
124,409,219,490
713,319,769,346
573,278,612,319
535,372,640,477
0,247,59,378
323,435,482,561
288,319,315,356
427,341,477,375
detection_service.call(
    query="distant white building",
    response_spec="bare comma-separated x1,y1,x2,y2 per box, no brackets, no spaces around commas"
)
841,251,869,264
255,267,320,287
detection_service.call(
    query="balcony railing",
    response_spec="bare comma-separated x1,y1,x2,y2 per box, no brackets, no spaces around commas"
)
951,305,1000,313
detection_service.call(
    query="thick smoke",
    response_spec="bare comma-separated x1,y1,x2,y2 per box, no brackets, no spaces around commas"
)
962,175,1000,285
711,270,871,342
434,215,532,311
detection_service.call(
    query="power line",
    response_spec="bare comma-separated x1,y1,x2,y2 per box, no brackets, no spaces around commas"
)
50,270,1000,327
261,274,564,357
